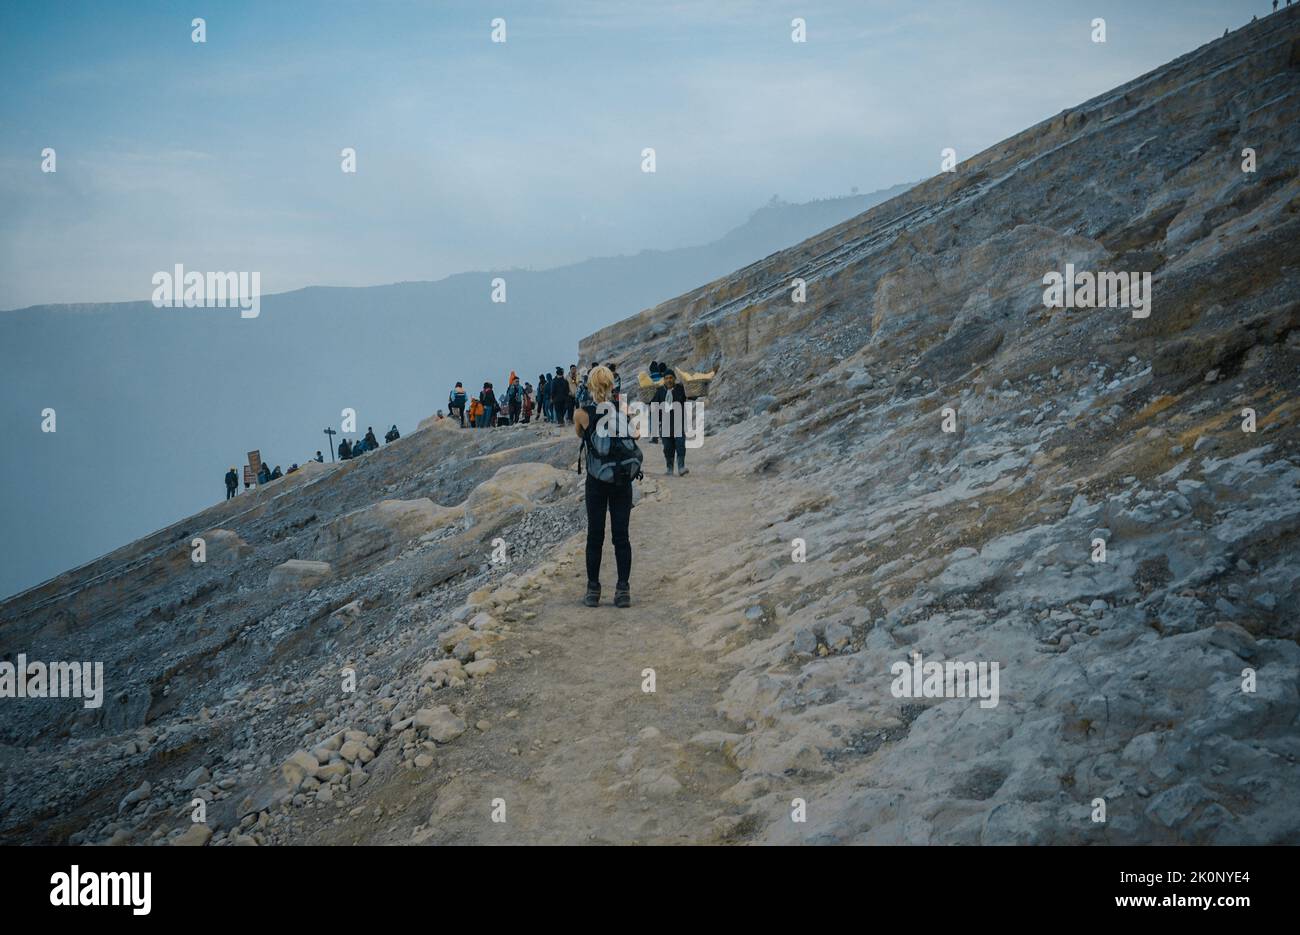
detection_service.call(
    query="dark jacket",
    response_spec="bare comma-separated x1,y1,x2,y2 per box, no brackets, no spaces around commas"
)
225,470,238,489
651,382,688,437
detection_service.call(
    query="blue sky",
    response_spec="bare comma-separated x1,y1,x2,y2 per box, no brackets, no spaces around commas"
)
0,0,1270,308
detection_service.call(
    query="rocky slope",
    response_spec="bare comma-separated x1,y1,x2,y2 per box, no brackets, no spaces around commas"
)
3,10,1299,846
584,9,1300,844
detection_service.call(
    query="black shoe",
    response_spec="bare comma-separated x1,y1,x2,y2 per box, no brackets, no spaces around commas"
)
614,586,630,608
584,582,601,607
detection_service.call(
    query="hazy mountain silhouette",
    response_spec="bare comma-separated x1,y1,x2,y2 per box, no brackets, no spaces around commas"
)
0,184,913,599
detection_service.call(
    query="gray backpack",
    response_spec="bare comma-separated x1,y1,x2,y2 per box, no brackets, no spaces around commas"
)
578,404,643,485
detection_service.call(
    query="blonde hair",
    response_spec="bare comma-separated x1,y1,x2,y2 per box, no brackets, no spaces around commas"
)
588,365,614,403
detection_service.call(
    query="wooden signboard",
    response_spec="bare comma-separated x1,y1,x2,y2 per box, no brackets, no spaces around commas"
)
243,465,253,487
247,450,262,481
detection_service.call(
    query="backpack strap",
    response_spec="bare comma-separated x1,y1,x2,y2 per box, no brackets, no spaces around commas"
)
576,404,600,474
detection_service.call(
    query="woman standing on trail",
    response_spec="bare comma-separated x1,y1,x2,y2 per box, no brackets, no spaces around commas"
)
574,366,637,608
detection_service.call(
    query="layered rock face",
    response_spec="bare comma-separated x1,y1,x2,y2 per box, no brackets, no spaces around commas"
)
581,11,1300,843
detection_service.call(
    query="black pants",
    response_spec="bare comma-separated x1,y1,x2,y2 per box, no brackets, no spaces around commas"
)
226,486,236,500
585,475,632,588
662,434,686,471
509,401,521,423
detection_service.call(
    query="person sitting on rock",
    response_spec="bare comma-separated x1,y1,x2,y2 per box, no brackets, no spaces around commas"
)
315,451,324,463
339,437,352,460
364,426,379,449
385,424,400,443
270,465,283,480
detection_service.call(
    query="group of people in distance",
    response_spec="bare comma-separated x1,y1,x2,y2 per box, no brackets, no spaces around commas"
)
442,358,700,609
221,424,401,500
337,424,399,461
444,365,607,429
219,355,699,612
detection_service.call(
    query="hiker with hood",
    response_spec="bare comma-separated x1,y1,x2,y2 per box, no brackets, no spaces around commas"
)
385,425,400,443
257,462,272,485
479,382,498,428
364,427,379,449
315,451,324,463
339,437,352,460
449,382,469,427
652,368,690,476
270,465,283,480
224,467,238,500
575,365,640,608
550,366,571,424
505,371,523,424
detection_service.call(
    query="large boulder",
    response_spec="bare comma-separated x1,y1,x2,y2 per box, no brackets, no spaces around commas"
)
310,498,462,573
463,463,570,527
413,706,467,743
268,560,333,590
197,528,253,565
417,413,461,433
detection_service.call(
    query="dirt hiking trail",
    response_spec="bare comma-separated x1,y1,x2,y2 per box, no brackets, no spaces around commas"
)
308,448,769,844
